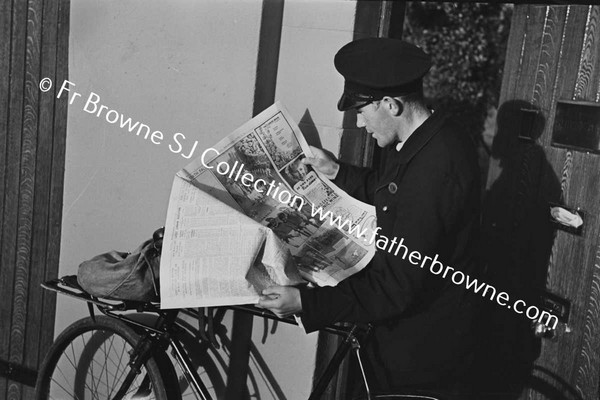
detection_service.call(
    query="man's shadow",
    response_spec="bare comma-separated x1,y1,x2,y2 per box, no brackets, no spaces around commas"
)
474,100,563,398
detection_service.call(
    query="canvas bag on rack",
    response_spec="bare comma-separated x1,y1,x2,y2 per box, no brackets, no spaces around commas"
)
77,229,163,302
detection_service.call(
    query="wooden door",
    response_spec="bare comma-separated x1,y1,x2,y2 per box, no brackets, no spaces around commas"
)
484,4,600,399
0,0,69,399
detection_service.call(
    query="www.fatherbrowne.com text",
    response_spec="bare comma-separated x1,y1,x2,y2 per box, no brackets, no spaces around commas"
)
201,148,559,330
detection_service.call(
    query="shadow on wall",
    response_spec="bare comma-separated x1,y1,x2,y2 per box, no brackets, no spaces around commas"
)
298,108,345,164
133,310,287,400
298,109,323,149
474,100,578,399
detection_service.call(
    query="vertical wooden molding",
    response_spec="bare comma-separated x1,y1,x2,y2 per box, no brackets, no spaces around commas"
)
496,4,527,110
530,6,552,106
225,1,284,399
546,149,572,291
551,5,571,104
544,5,571,148
526,7,567,295
252,0,284,117
573,7,600,397
37,0,70,372
1,0,29,395
560,151,573,203
515,5,531,94
7,1,43,399
575,249,600,398
573,5,595,100
544,6,571,290
597,56,600,102
0,0,68,397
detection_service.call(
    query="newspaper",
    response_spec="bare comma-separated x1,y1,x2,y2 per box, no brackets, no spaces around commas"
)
160,102,376,309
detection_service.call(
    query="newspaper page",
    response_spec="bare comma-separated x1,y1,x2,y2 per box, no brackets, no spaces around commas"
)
160,176,304,308
160,102,376,308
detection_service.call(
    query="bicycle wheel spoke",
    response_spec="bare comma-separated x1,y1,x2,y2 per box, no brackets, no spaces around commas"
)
111,335,132,397
85,351,134,398
67,341,80,371
48,375,80,400
37,318,171,400
102,334,114,397
114,334,129,382
80,331,100,400
51,360,97,400
50,365,77,397
90,336,105,398
53,336,99,399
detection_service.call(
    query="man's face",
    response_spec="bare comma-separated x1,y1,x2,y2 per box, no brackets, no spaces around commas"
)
355,101,397,148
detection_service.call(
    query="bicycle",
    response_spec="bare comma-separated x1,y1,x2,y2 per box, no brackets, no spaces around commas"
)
35,275,385,400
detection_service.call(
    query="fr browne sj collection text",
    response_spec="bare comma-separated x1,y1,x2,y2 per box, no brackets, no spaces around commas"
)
41,78,200,159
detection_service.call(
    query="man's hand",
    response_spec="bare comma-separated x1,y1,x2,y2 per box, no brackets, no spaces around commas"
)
257,286,302,318
303,146,340,180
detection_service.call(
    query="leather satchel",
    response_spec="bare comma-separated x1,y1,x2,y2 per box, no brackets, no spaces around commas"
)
77,228,163,302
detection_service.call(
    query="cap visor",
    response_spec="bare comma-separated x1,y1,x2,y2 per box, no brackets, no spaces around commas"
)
337,92,362,111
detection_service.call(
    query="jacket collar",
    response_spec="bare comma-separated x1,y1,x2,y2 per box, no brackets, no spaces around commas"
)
392,110,447,165
375,111,447,192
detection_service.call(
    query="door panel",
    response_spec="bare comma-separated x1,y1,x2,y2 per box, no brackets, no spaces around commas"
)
0,0,69,399
485,4,600,400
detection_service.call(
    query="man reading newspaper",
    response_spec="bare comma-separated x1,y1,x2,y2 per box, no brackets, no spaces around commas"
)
258,38,481,399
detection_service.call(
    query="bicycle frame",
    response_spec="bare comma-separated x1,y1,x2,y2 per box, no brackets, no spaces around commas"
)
41,277,373,400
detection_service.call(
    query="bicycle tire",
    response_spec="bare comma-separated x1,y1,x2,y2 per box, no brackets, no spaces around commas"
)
35,315,181,400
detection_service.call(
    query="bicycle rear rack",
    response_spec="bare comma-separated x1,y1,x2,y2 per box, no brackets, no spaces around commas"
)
42,276,161,313
42,276,374,400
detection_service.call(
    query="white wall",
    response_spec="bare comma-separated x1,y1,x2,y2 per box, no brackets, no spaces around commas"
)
60,0,260,324
276,0,358,155
59,1,359,398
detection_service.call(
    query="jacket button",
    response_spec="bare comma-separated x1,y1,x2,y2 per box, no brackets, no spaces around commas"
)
388,183,398,194
382,206,388,212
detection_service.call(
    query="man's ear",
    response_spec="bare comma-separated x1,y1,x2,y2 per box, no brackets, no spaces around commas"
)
382,96,403,116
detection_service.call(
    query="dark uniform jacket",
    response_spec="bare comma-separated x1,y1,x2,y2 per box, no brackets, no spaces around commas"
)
299,110,481,391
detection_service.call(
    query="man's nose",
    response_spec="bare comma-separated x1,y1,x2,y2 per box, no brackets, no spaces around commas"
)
356,114,365,128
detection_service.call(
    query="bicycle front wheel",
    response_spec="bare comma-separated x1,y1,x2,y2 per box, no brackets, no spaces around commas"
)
35,315,180,400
